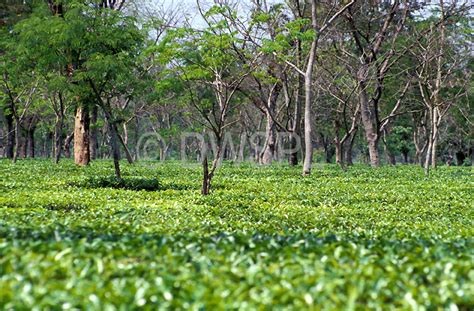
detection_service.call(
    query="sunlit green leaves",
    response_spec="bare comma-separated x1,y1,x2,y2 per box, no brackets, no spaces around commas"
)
0,160,472,308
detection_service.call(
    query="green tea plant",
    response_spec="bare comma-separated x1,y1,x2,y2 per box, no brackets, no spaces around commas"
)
0,160,472,309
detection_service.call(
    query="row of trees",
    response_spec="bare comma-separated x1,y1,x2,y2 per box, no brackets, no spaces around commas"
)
1,0,472,193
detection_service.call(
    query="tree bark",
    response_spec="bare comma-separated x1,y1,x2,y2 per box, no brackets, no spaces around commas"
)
335,140,342,166
107,120,121,179
261,109,277,164
431,107,439,169
302,0,319,176
63,132,73,158
54,116,63,163
358,81,380,167
27,124,35,158
4,106,14,159
12,119,21,163
344,131,356,166
74,105,90,166
424,107,434,175
90,104,98,160
238,131,246,162
201,155,210,195
413,115,428,167
118,130,134,164
289,42,304,166
201,137,223,195
99,100,123,178
334,119,343,167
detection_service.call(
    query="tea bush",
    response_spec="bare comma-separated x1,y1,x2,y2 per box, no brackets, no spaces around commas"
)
0,159,472,309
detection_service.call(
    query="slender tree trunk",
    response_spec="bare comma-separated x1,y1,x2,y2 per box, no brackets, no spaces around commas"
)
424,107,434,175
54,116,63,163
12,119,21,163
358,81,380,167
99,100,123,178
238,131,246,162
344,128,357,166
334,119,343,167
74,105,90,166
90,104,98,160
201,139,223,196
5,108,14,159
261,110,276,164
107,120,121,179
202,155,210,195
302,1,319,176
63,132,73,158
321,136,333,164
344,141,353,166
289,42,304,166
431,108,439,169
118,131,134,164
403,152,409,164
335,140,342,166
160,144,169,162
133,116,139,160
27,125,35,158
123,123,128,145
20,127,27,159
302,72,314,175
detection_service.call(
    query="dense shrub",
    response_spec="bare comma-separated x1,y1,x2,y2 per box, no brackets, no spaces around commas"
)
73,176,163,191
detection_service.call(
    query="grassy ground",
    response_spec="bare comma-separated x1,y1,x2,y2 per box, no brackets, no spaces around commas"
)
0,159,472,310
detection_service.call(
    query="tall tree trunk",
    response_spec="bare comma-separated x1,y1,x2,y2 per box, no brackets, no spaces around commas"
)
302,1,319,176
424,107,434,175
335,140,342,166
4,108,14,159
27,125,35,158
201,155,210,195
431,107,439,169
118,130,134,164
12,119,21,163
344,137,354,166
134,116,139,160
90,104,98,160
238,131,246,162
123,123,128,145
54,116,63,163
321,135,333,164
63,132,73,158
19,127,27,159
74,105,90,166
402,152,409,164
261,109,277,164
358,81,380,167
289,42,304,166
107,120,121,179
334,119,343,167
302,74,313,175
99,100,123,178
201,138,223,195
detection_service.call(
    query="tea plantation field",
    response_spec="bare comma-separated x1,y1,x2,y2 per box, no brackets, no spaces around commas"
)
0,160,472,309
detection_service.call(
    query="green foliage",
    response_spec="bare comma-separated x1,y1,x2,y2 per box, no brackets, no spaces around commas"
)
9,1,146,106
72,176,163,191
387,126,413,158
0,160,472,309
